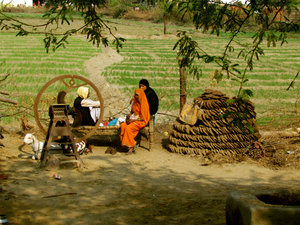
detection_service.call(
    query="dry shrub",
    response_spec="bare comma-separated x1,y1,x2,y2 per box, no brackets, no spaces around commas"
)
21,6,47,13
257,135,300,169
111,6,130,18
123,8,163,22
207,152,246,164
2,6,47,13
270,150,287,167
98,7,112,17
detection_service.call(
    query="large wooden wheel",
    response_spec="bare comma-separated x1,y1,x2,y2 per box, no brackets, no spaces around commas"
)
34,75,104,141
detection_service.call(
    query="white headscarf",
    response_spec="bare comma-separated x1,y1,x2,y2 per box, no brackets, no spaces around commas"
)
77,87,89,99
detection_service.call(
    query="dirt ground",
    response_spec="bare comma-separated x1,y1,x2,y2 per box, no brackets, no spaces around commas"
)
0,125,299,225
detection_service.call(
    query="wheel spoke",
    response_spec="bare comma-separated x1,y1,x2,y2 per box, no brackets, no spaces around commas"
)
34,75,104,141
60,78,88,92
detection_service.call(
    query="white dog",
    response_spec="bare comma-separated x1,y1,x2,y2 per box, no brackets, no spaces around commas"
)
24,133,44,160
24,133,91,160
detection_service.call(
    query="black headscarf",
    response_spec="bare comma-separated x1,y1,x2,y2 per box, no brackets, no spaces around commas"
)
139,79,149,88
139,79,159,115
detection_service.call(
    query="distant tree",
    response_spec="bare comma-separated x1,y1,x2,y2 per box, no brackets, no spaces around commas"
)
159,0,176,34
173,0,299,128
0,0,125,53
137,0,156,7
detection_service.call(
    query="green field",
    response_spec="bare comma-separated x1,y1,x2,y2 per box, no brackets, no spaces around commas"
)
0,16,299,126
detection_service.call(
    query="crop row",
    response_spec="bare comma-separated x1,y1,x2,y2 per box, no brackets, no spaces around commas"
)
103,37,299,125
0,32,299,126
0,33,99,123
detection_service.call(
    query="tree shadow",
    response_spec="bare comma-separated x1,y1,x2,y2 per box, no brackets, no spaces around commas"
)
1,146,299,225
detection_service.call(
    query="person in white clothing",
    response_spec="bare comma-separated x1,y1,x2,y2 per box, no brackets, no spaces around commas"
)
73,87,100,125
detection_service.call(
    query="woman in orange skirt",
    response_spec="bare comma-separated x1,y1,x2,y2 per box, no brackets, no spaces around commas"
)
120,88,150,154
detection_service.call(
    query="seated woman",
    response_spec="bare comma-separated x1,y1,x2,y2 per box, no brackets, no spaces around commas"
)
139,79,159,116
120,88,150,154
73,86,100,126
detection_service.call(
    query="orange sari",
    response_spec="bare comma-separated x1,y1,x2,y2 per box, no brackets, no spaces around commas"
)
120,89,150,147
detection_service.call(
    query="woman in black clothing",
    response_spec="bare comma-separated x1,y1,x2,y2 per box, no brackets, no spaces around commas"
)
139,79,159,116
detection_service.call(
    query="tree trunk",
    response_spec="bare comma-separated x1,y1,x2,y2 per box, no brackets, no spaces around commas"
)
163,15,167,35
177,58,187,113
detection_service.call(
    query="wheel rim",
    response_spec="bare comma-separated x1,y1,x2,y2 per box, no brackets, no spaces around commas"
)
34,74,104,141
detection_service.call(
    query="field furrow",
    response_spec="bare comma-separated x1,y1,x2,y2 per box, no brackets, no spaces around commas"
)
0,31,299,125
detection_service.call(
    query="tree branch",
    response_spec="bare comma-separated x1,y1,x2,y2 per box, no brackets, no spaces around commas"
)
0,74,10,82
287,71,299,91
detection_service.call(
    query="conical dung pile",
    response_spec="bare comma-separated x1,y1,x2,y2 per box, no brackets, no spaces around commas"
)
168,89,260,155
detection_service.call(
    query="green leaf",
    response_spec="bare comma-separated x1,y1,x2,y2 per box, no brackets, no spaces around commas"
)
246,123,255,134
243,79,249,83
241,89,253,98
231,78,240,82
226,99,236,104
212,69,223,83
229,46,234,52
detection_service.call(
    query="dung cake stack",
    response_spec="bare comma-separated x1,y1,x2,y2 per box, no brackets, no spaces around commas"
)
168,89,260,155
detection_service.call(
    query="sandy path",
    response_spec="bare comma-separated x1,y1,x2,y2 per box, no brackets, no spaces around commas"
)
84,46,131,119
0,132,299,225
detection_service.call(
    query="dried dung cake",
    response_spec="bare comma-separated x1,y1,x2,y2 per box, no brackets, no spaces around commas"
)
168,89,261,155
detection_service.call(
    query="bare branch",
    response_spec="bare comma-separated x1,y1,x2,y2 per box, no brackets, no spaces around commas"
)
0,12,53,28
0,74,10,82
287,71,299,91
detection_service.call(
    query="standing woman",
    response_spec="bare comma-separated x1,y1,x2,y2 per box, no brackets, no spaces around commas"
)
120,88,150,154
